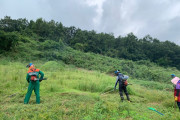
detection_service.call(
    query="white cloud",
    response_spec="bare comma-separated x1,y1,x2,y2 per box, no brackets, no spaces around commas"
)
84,0,106,26
98,0,180,44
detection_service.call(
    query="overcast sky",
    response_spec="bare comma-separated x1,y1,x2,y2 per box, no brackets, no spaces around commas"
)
1,0,180,45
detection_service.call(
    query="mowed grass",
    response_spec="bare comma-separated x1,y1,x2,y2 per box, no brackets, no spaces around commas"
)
0,61,180,120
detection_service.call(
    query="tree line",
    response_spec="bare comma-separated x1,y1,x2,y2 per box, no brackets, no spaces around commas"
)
0,16,180,69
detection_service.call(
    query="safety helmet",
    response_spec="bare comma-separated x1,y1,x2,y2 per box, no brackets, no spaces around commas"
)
26,63,33,68
171,74,176,77
114,70,120,74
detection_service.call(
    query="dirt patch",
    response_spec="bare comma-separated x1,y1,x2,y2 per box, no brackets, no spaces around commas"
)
147,102,160,106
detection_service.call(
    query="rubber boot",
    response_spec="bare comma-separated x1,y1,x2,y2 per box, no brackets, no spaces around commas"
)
127,95,131,102
120,94,124,102
126,94,132,102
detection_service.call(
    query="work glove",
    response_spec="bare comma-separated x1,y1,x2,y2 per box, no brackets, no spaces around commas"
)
39,77,44,82
175,96,178,101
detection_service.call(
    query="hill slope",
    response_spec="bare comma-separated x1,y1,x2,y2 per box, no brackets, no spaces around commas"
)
1,16,180,69
0,61,179,120
1,33,179,84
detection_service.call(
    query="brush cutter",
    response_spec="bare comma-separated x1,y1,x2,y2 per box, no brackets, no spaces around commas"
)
148,107,164,116
34,78,48,81
101,89,115,95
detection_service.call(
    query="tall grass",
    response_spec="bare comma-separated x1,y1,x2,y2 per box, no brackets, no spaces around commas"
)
0,61,180,120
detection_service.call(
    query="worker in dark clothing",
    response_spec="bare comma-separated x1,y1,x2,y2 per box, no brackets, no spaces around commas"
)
114,70,130,102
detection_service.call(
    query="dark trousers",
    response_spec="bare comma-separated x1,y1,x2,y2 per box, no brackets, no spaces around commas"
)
177,102,180,110
119,85,130,101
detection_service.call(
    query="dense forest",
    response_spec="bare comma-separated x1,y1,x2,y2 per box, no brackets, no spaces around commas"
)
1,16,180,69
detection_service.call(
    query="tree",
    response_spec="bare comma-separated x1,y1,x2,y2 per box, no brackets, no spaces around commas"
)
0,31,19,52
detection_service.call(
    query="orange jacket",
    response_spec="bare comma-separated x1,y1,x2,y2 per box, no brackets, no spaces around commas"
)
27,65,40,73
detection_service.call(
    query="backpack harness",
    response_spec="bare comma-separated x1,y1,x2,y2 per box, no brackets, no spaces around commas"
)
118,74,129,86
28,68,40,81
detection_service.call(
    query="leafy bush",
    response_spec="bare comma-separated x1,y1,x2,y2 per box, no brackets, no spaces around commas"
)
0,31,19,52
41,61,65,71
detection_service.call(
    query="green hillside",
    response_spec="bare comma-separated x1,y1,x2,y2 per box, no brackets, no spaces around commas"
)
0,31,179,84
0,61,179,120
1,16,180,69
1,16,180,120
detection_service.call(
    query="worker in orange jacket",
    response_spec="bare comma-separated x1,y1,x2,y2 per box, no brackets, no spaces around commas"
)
24,63,44,104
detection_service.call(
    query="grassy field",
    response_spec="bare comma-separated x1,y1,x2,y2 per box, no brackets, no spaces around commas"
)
0,61,180,120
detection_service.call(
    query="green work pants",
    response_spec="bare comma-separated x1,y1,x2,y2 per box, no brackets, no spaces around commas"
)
24,81,40,104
